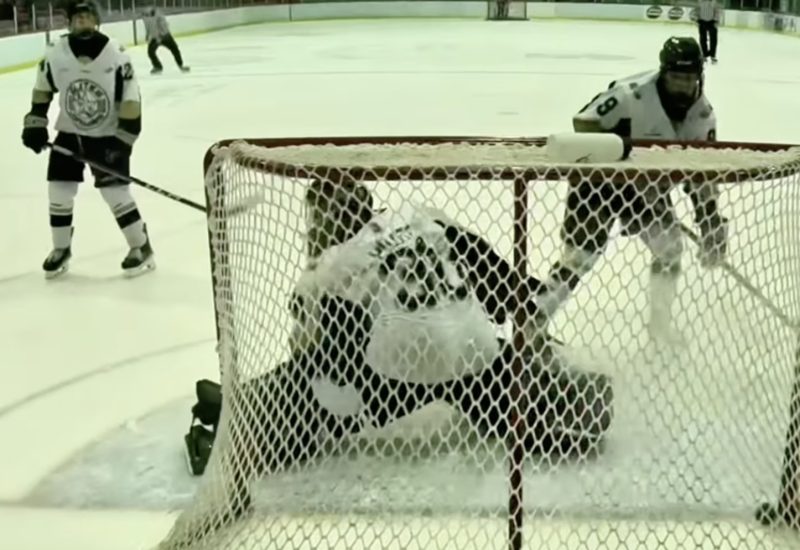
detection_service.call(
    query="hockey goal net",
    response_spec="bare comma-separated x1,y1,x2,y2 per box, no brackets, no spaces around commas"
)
160,137,800,550
487,0,527,21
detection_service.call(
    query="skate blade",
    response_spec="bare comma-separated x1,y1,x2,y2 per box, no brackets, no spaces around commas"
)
44,263,70,280
123,259,156,278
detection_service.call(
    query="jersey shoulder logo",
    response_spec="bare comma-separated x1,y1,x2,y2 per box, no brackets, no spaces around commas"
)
120,61,134,80
64,79,111,130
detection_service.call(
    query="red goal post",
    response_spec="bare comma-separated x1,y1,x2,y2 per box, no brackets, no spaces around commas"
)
160,136,800,550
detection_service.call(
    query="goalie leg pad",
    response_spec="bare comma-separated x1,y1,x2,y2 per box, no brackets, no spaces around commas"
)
531,359,614,440
454,340,614,456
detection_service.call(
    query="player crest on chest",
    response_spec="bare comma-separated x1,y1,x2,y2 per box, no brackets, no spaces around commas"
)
64,77,111,130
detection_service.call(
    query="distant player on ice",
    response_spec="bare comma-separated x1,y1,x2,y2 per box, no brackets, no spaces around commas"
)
534,36,728,342
142,7,190,74
180,177,615,531
21,1,154,278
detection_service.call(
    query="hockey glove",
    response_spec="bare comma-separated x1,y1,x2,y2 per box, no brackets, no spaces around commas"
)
104,118,139,165
22,113,48,154
697,215,728,268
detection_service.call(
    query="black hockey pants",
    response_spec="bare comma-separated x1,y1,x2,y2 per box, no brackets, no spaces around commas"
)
698,21,718,59
148,34,184,70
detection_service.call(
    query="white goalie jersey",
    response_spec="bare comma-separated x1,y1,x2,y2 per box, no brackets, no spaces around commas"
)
291,203,500,385
573,70,716,141
34,36,140,137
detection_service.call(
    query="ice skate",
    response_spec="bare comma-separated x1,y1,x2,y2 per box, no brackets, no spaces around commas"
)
711,57,718,64
150,67,162,75
179,65,191,73
121,229,155,277
42,247,72,279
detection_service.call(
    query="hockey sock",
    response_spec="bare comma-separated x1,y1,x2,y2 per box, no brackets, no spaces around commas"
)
537,245,598,318
649,268,679,325
48,181,79,249
644,224,682,329
99,185,147,248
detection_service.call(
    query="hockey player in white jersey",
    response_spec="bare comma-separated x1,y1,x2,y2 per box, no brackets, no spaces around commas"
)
535,36,728,341
181,177,615,526
21,1,154,278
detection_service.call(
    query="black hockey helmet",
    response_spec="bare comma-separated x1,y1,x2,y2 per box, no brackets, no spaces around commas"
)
66,1,100,24
657,36,704,120
659,36,703,75
66,0,100,38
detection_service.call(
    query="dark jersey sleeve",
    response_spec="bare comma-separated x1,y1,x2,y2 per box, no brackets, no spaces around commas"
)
439,223,543,325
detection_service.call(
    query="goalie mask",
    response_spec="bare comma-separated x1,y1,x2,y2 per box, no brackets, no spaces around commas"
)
657,36,703,121
305,178,374,259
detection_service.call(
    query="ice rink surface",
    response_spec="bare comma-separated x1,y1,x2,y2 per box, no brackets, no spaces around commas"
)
1,16,800,550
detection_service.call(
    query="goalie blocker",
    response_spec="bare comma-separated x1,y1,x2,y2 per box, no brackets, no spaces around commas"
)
184,178,614,503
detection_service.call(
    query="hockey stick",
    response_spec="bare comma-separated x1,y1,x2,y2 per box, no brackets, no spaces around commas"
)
47,142,207,213
46,143,264,217
680,223,798,330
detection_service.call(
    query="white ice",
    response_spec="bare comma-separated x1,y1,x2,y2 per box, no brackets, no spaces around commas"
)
1,17,800,550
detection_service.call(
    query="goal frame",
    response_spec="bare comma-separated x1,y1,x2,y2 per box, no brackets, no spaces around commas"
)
201,136,800,549
486,0,528,21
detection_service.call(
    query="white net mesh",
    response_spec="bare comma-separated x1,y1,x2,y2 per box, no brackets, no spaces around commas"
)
160,138,800,550
487,0,527,20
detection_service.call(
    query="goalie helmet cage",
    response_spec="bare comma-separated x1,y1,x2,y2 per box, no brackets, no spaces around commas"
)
487,0,528,20
162,136,800,550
